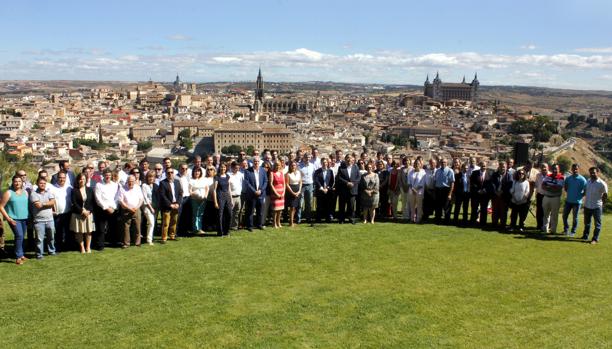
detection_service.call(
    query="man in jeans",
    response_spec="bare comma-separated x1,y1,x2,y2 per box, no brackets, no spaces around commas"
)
582,167,608,244
562,164,587,236
30,177,57,259
298,153,315,224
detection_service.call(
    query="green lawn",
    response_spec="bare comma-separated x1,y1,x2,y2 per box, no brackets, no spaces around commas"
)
1,216,611,348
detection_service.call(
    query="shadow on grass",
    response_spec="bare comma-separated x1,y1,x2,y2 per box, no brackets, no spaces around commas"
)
511,230,588,243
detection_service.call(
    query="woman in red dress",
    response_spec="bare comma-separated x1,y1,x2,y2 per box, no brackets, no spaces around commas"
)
270,160,286,228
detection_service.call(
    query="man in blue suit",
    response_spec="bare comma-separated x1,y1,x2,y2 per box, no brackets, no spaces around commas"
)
51,160,76,187
243,157,268,231
314,157,334,223
335,155,361,224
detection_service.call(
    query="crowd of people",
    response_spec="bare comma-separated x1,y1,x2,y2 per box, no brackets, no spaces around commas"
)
0,148,608,265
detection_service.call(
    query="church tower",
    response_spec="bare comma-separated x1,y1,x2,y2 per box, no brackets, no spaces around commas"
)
255,67,264,103
173,73,181,92
471,73,480,103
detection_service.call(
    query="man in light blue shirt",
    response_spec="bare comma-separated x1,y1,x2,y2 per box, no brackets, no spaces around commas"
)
298,153,316,224
562,164,587,236
433,158,455,224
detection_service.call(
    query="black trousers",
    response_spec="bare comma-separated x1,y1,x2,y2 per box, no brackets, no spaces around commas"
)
434,187,452,224
245,197,264,229
470,193,490,227
338,194,356,223
510,202,529,229
453,192,470,224
536,193,544,230
54,213,72,252
316,191,334,222
217,192,233,235
423,188,436,219
177,196,191,236
94,207,116,250
378,190,389,218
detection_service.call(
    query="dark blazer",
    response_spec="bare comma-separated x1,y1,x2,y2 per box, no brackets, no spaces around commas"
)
244,167,268,201
51,170,76,186
487,171,513,198
469,169,488,195
336,164,361,196
314,168,334,197
157,178,183,211
454,171,469,195
71,186,95,215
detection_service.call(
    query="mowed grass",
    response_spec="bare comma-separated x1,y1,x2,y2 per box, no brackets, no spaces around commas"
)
1,216,611,348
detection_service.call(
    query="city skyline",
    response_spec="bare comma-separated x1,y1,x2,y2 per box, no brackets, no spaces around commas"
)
1,0,612,90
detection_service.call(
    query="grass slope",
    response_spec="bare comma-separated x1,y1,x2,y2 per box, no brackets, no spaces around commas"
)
1,218,611,348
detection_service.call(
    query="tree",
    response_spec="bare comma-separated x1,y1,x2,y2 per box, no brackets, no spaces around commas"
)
137,141,153,152
221,144,242,155
509,115,557,142
180,138,193,150
178,128,191,139
245,145,255,156
555,155,572,174
107,153,120,161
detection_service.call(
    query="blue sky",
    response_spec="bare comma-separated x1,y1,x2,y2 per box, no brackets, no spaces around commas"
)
1,0,612,90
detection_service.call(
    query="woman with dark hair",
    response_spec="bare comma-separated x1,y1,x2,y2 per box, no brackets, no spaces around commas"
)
0,175,29,264
189,166,208,235
285,161,302,227
213,163,233,237
360,162,379,224
71,173,95,253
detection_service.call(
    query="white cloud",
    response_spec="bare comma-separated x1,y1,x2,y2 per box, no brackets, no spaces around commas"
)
166,34,192,41
575,47,612,53
520,44,537,50
5,47,612,89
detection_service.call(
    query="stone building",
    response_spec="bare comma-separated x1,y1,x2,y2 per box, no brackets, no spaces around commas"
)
214,123,294,154
424,72,479,102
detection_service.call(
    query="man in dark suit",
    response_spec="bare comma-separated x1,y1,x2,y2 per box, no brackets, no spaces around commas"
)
157,167,183,243
314,157,335,223
453,163,470,225
51,160,76,187
470,161,490,227
335,155,361,224
243,157,268,231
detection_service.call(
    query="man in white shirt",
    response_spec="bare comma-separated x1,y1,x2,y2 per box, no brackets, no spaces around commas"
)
582,167,608,244
177,164,192,235
298,153,316,224
94,169,120,250
119,175,144,248
311,148,322,171
50,172,73,252
229,161,245,230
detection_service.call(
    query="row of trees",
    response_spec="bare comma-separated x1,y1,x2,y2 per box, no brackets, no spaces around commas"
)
508,115,557,142
220,144,255,156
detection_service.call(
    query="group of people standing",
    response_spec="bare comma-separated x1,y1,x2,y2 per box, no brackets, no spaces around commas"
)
0,149,608,266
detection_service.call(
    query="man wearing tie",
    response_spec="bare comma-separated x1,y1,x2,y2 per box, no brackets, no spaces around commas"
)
335,155,361,224
244,158,268,231
470,161,490,227
314,158,335,223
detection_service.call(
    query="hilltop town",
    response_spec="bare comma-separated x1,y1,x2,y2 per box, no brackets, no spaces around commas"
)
0,71,610,176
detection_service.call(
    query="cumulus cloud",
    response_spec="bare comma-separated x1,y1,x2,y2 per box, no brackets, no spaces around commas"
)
520,44,537,50
575,47,612,53
166,34,192,41
3,47,612,89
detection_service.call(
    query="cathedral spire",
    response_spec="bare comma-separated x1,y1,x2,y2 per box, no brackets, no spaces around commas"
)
425,74,430,84
462,75,466,83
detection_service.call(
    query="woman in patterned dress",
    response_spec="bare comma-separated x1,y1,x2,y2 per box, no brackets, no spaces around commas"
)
270,160,286,229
